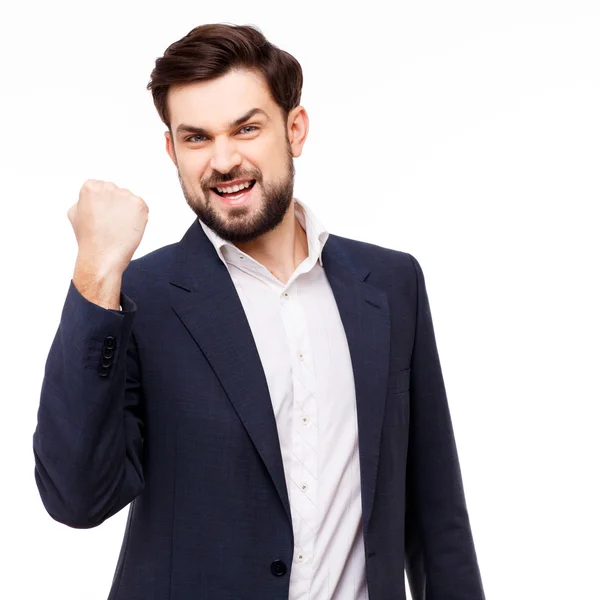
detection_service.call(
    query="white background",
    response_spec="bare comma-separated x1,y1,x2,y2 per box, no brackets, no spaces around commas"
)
1,1,598,598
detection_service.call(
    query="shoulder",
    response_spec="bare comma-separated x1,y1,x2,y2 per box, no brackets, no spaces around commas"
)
121,241,179,292
327,232,422,280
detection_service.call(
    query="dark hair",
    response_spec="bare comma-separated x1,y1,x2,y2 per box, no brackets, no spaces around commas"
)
147,23,303,130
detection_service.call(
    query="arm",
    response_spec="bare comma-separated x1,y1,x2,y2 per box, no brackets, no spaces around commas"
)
32,280,145,528
404,255,486,599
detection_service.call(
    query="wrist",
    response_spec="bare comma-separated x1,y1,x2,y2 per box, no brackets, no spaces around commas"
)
72,257,123,310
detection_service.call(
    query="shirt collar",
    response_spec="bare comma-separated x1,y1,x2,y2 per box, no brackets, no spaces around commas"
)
198,197,329,268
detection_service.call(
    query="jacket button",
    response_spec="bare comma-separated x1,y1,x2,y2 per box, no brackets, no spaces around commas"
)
104,336,116,350
102,348,114,359
270,559,287,576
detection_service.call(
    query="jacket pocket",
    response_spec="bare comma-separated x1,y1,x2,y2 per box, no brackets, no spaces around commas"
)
389,366,411,394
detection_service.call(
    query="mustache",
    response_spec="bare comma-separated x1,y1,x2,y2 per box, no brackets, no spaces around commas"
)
177,169,262,190
202,169,262,190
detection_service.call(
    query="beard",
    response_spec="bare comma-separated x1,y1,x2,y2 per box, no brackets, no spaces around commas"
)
178,150,295,245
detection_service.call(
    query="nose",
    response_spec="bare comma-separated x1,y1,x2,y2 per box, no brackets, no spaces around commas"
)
209,137,242,174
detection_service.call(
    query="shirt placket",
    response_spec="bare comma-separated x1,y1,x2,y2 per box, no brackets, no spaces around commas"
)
280,282,318,600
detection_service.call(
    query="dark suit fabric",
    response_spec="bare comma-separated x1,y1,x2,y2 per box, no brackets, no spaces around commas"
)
33,219,485,600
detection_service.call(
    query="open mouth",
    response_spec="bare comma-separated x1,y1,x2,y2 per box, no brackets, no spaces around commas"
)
211,179,256,198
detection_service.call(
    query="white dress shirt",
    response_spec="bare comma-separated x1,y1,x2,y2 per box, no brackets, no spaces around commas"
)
199,198,369,600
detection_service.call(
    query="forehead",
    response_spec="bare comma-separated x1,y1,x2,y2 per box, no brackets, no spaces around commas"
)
168,69,276,131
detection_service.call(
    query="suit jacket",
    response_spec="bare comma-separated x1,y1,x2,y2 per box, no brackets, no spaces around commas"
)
33,218,486,600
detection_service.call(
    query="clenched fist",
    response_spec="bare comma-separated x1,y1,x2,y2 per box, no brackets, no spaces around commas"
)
68,179,149,309
68,179,149,276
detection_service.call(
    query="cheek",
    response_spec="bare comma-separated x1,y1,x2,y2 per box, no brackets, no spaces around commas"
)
246,136,285,170
251,149,288,180
180,155,210,182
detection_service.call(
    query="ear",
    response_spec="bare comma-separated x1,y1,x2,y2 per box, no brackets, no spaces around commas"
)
287,106,309,158
165,130,178,167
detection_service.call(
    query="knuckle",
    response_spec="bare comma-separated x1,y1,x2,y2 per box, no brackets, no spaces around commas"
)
133,195,147,209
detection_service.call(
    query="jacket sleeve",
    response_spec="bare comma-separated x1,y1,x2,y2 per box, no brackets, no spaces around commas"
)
404,255,486,599
33,280,145,529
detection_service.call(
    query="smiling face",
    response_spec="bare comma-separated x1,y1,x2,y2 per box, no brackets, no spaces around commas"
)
165,69,308,244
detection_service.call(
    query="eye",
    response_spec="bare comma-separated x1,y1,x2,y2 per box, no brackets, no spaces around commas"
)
238,125,258,134
186,134,207,143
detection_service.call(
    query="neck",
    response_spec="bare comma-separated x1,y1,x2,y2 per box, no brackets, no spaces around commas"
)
235,199,309,284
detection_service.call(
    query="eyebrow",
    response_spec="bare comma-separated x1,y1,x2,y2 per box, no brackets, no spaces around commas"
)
175,108,270,138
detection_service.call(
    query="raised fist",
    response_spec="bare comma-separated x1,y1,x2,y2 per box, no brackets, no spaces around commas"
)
68,179,149,275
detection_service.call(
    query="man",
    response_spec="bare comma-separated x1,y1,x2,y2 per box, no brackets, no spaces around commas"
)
33,23,486,600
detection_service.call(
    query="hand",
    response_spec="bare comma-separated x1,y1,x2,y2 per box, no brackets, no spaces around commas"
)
68,179,149,276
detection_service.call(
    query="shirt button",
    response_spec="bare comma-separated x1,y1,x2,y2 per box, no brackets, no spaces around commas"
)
297,553,305,562
299,353,304,361
302,416,309,426
301,483,308,492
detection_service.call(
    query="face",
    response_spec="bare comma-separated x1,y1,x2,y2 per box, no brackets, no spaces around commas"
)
165,69,308,244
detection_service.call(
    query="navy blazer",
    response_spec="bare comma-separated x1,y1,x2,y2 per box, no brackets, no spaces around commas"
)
33,219,485,600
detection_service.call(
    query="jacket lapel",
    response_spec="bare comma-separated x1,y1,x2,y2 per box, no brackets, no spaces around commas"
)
321,236,391,533
168,220,292,524
168,219,391,534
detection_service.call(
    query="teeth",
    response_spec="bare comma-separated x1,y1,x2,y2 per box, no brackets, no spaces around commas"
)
216,181,252,194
